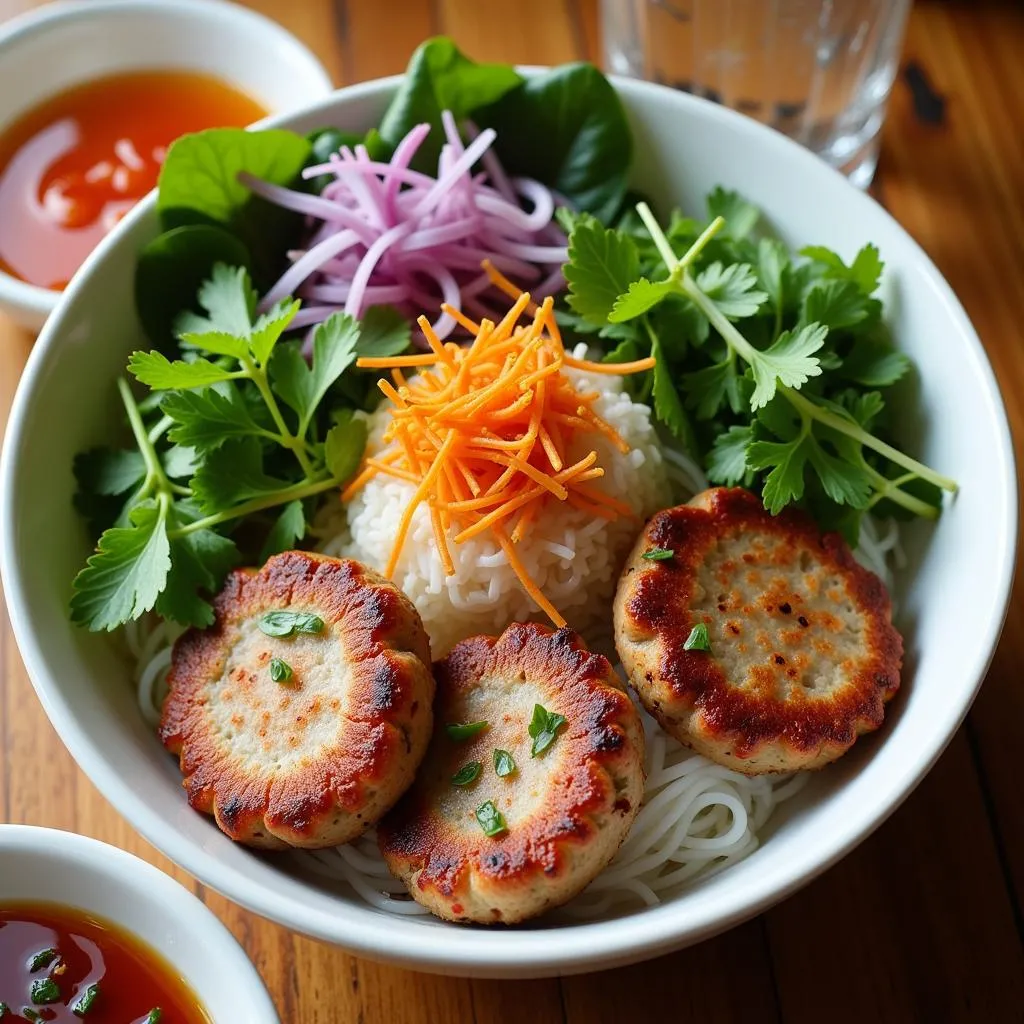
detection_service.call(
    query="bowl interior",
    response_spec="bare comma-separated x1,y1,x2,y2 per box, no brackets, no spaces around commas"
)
0,826,278,1020
0,76,1015,977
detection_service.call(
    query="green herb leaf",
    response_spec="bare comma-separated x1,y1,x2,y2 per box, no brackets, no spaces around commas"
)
29,979,60,1005
324,410,368,483
746,435,811,514
608,278,674,322
128,351,237,390
270,313,360,431
379,37,523,172
162,445,198,479
801,243,883,295
641,547,674,561
706,187,760,240
650,338,696,450
529,703,567,757
176,263,257,338
144,1011,163,1024
190,437,292,514
841,336,910,387
493,749,516,777
694,262,768,320
70,502,171,631
248,298,301,367
451,761,483,786
757,238,790,317
475,800,508,838
27,948,59,972
801,279,870,331
73,449,145,497
564,214,641,326
446,721,489,741
162,385,266,453
22,1010,41,1022
259,611,326,638
707,425,755,487
0,1002,8,1018
749,323,827,410
683,623,712,652
259,500,306,562
478,63,632,221
682,358,746,420
356,304,413,359
270,657,293,683
71,985,99,1018
158,128,310,228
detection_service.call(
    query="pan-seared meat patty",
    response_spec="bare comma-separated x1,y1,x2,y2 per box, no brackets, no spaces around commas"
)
160,551,434,849
614,487,902,775
378,623,644,924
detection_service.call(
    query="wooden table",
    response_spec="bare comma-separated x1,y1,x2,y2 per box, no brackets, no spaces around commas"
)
2,0,1023,1020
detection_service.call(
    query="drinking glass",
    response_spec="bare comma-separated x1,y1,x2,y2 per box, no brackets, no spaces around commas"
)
601,0,912,187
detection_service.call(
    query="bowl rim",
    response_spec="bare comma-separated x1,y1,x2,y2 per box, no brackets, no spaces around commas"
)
0,823,279,1019
0,71,1017,975
0,0,334,320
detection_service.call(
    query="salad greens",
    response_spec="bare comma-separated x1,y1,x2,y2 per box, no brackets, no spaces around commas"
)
71,266,370,632
558,195,956,542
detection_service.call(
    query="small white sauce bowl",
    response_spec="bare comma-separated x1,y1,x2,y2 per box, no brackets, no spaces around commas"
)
0,824,280,1021
0,0,334,330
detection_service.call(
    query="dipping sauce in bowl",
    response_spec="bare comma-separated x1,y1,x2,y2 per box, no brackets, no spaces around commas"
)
0,902,209,1022
0,70,266,291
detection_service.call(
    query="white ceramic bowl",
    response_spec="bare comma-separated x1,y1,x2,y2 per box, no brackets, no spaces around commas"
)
0,75,1016,978
0,824,279,1021
0,0,333,330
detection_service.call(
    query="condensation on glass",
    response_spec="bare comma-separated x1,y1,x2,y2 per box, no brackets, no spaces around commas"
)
602,0,912,187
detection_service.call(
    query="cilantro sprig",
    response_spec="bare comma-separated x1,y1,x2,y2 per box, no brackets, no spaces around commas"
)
70,264,386,632
560,195,957,540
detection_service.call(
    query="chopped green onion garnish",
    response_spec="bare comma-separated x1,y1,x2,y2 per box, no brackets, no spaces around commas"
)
27,948,58,972
29,979,60,1005
72,984,99,1017
641,547,674,561
144,1010,163,1024
528,704,567,757
684,623,712,652
445,721,488,742
493,749,516,778
475,800,508,837
451,761,482,786
269,657,293,683
258,611,325,638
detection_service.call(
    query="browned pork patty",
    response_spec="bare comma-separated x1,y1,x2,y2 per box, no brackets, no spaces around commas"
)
160,551,434,849
613,487,902,775
378,623,645,924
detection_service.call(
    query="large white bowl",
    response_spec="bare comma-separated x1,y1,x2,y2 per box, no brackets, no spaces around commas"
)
0,825,279,1021
0,75,1016,977
0,0,333,329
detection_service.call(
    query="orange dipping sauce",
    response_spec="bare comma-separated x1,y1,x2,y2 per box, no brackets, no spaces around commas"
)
0,71,267,290
0,902,210,1022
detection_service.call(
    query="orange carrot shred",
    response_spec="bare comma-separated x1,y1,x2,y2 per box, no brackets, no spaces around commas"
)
341,276,653,626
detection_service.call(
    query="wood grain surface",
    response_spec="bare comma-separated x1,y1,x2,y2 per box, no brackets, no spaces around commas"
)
2,1,1023,1021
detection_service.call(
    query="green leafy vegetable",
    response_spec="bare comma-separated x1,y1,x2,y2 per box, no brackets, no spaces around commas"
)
259,500,306,562
446,721,488,742
564,214,639,326
529,704,567,757
259,611,325,638
451,761,483,786
683,623,712,652
27,948,59,971
143,1011,162,1024
270,657,293,683
641,547,674,561
493,749,516,778
72,985,99,1017
29,979,60,1005
475,800,508,838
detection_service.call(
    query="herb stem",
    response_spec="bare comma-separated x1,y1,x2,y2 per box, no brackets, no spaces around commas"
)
676,216,725,274
864,465,941,518
782,387,957,493
242,358,317,478
679,273,764,367
170,474,339,538
119,378,178,504
147,414,174,445
636,202,681,273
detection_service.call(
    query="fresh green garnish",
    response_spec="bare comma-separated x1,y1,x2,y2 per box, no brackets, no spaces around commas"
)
560,194,957,543
144,1011,163,1024
70,265,369,633
21,1010,41,1023
269,657,293,683
28,977,59,1005
0,1003,9,1018
27,948,58,972
475,800,508,837
451,761,483,786
72,984,99,1017
493,749,516,778
641,547,674,561
445,721,488,742
259,611,325,638
529,704,567,757
684,623,713,653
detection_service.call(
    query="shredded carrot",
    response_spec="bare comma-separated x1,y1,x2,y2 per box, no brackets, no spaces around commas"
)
347,282,654,626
